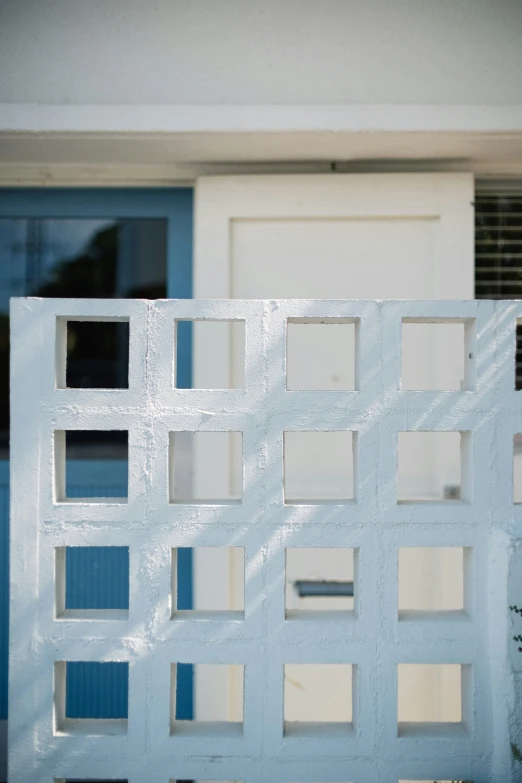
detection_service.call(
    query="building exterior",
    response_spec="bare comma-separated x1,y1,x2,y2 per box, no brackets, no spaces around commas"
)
1,1,522,780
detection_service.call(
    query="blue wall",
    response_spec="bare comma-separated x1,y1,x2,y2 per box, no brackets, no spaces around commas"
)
66,546,129,611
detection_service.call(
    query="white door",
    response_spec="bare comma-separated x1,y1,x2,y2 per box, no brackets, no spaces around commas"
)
192,173,474,725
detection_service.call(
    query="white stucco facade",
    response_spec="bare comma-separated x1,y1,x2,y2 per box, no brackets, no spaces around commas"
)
0,0,522,182
1,0,521,107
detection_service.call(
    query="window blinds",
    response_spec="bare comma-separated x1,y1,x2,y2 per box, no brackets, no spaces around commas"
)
475,192,522,388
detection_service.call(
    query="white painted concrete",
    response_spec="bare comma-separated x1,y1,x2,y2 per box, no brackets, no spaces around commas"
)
3,105,522,135
3,136,522,188
1,1,522,183
2,2,522,183
9,296,517,782
1,1,521,107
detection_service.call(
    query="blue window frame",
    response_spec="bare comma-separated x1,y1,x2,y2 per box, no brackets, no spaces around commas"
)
0,187,194,722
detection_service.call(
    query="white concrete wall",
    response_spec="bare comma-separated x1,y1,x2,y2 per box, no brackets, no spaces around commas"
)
0,0,521,107
9,296,516,782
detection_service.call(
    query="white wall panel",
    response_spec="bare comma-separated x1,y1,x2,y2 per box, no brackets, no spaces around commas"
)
1,0,522,107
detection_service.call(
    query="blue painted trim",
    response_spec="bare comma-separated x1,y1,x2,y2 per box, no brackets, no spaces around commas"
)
0,187,192,220
0,187,195,722
166,189,194,719
167,188,193,393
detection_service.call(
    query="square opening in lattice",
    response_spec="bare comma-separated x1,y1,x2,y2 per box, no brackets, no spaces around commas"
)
397,663,471,737
285,548,356,618
286,320,356,391
397,431,469,503
170,780,244,783
54,661,128,735
55,546,129,620
175,319,245,389
56,317,130,389
171,547,245,619
284,431,355,503
170,663,244,736
516,321,522,391
169,431,243,503
283,664,354,737
54,430,128,503
398,547,469,620
55,780,128,782
401,320,472,391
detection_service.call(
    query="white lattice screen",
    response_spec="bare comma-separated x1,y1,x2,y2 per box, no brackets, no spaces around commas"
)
9,297,519,783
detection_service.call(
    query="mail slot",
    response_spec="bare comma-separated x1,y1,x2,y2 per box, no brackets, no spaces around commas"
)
294,580,354,598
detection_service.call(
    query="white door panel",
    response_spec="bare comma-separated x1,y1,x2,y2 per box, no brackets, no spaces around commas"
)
231,216,439,299
193,173,474,723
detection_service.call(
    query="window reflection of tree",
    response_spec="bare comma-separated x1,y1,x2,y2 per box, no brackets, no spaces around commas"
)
0,223,166,456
